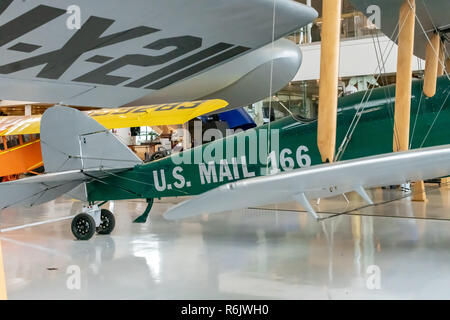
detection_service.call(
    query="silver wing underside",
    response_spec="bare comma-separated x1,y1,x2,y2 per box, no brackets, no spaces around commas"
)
165,145,450,220
0,0,317,108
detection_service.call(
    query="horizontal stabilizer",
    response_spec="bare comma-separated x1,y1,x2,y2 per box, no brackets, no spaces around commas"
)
0,170,86,210
0,168,121,210
164,145,450,220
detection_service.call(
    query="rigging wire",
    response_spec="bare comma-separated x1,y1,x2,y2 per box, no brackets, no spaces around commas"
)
83,171,144,199
373,30,397,138
265,0,277,176
409,87,425,149
406,0,449,149
273,95,310,123
412,0,449,80
335,20,402,161
320,181,449,221
0,180,81,210
248,182,450,222
336,0,449,161
419,90,450,148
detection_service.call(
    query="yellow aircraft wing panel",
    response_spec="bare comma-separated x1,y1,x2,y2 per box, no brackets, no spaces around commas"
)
89,99,228,128
0,99,228,136
0,116,41,136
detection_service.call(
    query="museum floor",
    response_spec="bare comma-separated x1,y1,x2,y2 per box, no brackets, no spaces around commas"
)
1,184,449,299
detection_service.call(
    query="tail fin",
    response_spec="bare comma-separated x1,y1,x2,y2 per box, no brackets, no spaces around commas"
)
41,106,141,173
0,106,142,210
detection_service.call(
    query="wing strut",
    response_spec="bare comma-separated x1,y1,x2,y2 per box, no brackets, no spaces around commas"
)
354,186,374,205
292,193,319,220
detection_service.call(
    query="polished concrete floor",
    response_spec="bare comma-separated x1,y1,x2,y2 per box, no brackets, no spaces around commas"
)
0,184,449,300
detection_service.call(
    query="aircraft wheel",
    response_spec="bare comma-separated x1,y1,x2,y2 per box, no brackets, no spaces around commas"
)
96,209,116,235
150,151,166,161
72,213,96,240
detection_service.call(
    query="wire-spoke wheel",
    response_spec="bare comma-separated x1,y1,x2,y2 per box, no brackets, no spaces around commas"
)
150,151,167,161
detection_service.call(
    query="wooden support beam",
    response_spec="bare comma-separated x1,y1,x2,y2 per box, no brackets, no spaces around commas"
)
160,125,171,135
393,1,427,202
412,180,428,202
182,122,191,150
0,240,7,300
446,58,450,74
2,137,7,151
442,177,450,189
437,41,445,76
423,33,440,97
317,0,342,163
393,0,415,153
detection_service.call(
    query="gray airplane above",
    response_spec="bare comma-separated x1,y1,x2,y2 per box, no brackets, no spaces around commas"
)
0,0,317,110
351,0,449,60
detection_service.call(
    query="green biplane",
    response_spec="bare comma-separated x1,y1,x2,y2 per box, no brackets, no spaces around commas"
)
1,76,449,240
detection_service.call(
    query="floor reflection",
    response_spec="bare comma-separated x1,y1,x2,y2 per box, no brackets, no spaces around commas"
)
0,186,449,299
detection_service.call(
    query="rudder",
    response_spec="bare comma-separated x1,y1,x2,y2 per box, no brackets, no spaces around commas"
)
40,106,141,173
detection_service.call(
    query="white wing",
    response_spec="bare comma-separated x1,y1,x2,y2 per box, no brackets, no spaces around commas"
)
164,145,450,220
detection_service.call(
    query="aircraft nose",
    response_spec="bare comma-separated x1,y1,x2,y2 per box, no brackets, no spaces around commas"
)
276,0,318,32
298,3,319,25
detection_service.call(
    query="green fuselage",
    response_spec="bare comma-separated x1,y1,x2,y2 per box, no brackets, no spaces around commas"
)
87,76,450,202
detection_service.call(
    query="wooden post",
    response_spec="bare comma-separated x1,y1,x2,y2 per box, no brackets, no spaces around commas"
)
437,41,445,76
317,0,342,163
423,33,440,97
446,58,450,74
2,137,7,151
393,0,415,153
182,122,191,150
24,105,32,116
412,180,428,202
392,1,426,201
441,177,450,189
0,240,7,300
418,33,440,199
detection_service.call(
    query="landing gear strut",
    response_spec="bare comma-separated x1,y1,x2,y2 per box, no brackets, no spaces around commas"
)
71,204,116,240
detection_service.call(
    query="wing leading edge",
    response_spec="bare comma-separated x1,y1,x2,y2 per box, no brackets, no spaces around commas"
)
0,99,228,136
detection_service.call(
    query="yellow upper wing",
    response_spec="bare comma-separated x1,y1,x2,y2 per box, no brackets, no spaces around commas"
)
0,99,228,136
0,115,41,136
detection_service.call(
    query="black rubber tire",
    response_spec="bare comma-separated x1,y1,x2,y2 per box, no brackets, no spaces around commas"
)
96,209,116,235
150,151,167,162
71,213,96,240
